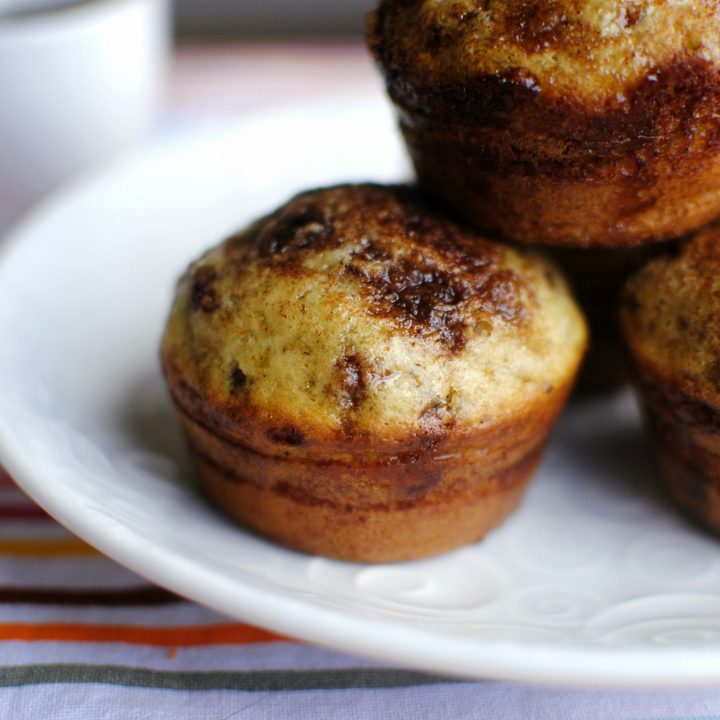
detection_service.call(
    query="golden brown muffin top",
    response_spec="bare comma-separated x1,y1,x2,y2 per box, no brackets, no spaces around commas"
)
162,185,586,448
370,0,720,105
620,226,720,405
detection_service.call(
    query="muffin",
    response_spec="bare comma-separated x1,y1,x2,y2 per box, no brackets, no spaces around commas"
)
161,184,587,562
620,226,720,533
369,0,720,247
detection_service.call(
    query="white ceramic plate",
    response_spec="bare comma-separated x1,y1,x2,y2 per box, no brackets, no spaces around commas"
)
1,94,720,688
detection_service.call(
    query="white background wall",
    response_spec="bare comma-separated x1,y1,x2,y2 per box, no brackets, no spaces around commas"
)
175,0,377,37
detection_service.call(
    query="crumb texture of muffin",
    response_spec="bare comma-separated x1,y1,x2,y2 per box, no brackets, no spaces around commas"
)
369,0,720,247
162,184,587,562
620,226,720,532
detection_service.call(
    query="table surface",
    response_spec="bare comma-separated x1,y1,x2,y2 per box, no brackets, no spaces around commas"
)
2,42,720,719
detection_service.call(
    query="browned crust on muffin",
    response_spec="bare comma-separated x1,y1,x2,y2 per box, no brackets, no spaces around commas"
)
369,4,720,246
175,384,570,562
368,1,720,108
395,60,720,246
163,351,464,457
198,456,532,563
228,183,526,353
627,358,720,534
163,348,572,461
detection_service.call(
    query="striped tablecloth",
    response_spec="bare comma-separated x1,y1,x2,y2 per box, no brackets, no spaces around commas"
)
2,43,720,719
3,464,720,718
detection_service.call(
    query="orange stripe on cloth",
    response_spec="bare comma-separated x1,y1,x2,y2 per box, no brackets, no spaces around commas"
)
0,538,100,557
0,623,290,646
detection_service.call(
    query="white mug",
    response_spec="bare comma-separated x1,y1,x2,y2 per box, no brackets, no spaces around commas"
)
0,0,170,236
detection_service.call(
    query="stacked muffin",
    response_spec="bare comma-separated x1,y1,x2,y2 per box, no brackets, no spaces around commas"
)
369,0,720,532
369,0,720,247
620,227,720,535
